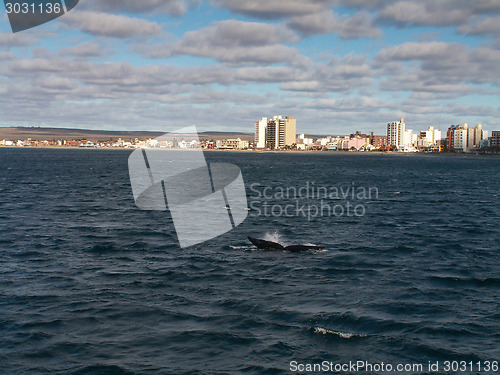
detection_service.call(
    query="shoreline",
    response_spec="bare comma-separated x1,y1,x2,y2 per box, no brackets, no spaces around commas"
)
1,145,498,157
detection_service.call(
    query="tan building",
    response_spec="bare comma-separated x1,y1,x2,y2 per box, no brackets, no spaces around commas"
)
447,123,487,152
217,138,249,149
266,115,296,149
283,116,296,147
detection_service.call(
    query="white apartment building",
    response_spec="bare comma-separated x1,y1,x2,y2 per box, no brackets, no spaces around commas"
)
387,118,405,148
403,128,418,147
254,117,267,148
453,128,468,152
387,117,417,150
419,126,442,147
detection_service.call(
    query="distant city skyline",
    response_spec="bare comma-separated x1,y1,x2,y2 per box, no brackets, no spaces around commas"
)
1,1,500,133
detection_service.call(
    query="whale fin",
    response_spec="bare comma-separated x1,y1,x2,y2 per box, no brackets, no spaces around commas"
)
248,236,324,252
247,236,284,250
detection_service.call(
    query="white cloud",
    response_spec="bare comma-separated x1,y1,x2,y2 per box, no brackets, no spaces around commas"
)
140,20,308,66
181,19,299,47
212,0,333,19
375,41,462,61
81,0,189,16
58,41,106,57
0,32,36,48
61,11,161,38
377,1,469,27
305,96,397,111
280,55,374,93
288,10,382,39
458,16,500,36
375,42,500,87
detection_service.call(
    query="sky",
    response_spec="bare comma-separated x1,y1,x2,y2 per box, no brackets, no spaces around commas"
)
1,0,500,135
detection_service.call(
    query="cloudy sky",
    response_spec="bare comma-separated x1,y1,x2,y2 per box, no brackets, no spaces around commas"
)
1,0,500,135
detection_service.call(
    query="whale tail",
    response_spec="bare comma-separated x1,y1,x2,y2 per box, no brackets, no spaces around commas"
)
247,236,325,252
248,236,284,250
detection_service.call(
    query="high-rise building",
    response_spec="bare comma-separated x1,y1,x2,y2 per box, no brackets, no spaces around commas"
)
284,117,297,146
254,117,267,148
403,128,418,147
419,126,442,147
266,116,296,149
447,124,460,152
473,124,487,148
454,127,468,152
447,123,487,152
266,116,278,149
387,118,405,147
254,115,296,149
491,131,500,150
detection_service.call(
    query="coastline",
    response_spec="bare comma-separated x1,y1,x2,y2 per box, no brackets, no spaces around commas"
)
1,145,498,157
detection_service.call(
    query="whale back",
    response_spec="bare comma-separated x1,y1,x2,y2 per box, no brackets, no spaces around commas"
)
247,236,284,250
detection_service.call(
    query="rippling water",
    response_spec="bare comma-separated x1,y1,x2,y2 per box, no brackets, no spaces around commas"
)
0,149,499,374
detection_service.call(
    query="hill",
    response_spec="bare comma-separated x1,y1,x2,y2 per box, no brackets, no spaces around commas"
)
0,127,254,142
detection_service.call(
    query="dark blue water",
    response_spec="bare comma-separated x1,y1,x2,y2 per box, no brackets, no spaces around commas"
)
0,149,499,374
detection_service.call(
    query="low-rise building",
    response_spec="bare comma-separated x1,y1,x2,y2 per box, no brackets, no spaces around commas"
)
217,138,249,149
369,133,387,149
296,143,306,150
297,134,314,146
338,136,368,151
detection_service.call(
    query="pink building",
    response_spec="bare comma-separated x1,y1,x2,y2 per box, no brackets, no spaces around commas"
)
339,137,368,150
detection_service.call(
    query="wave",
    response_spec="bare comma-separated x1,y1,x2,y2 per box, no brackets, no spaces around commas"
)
429,275,500,288
71,364,136,375
311,326,367,339
229,245,254,251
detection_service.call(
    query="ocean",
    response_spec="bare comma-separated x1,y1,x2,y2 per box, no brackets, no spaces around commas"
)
0,148,499,374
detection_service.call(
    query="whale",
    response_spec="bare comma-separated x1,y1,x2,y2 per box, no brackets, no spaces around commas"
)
248,236,325,252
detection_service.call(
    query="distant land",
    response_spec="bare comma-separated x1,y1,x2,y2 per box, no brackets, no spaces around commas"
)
0,126,336,142
0,127,254,142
